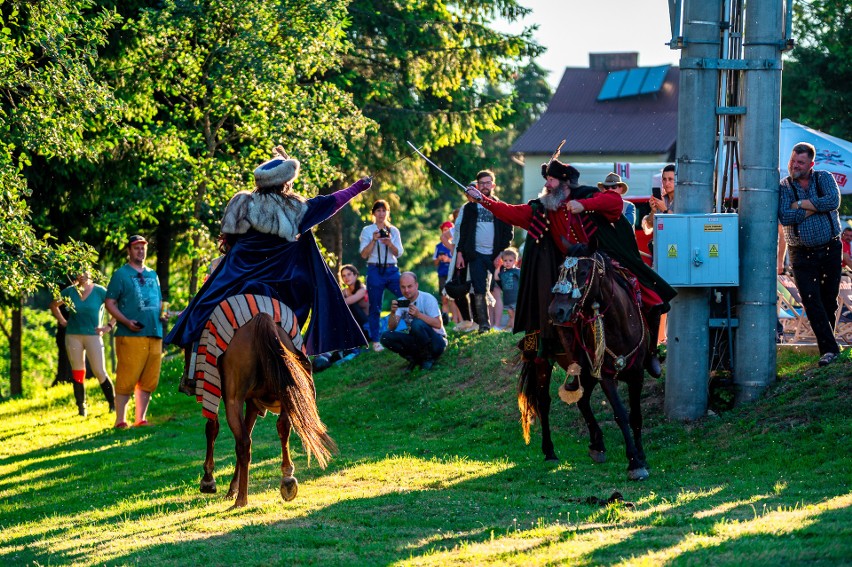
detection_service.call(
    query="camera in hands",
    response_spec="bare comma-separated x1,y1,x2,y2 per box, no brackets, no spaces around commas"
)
378,228,390,239
397,299,411,308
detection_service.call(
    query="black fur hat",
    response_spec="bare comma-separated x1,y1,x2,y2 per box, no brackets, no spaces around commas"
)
541,159,580,185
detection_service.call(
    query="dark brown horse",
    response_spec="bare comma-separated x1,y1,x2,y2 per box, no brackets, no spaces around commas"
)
518,250,650,481
200,313,337,508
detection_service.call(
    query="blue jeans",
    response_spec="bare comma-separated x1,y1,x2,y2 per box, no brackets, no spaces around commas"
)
789,238,842,355
380,319,447,363
366,264,401,342
468,252,494,295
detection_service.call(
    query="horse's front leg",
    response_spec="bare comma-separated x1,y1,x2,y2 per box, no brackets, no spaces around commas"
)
627,370,647,469
277,413,298,501
576,369,606,463
598,376,648,480
535,360,558,461
201,417,220,493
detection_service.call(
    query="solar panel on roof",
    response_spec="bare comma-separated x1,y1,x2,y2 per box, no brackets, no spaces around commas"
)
598,64,671,101
639,65,670,95
597,70,627,101
620,68,649,97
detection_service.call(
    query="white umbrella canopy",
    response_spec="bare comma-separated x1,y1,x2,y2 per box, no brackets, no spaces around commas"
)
779,118,852,195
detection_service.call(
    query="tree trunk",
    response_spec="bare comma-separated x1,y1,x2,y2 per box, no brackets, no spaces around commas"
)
10,300,23,397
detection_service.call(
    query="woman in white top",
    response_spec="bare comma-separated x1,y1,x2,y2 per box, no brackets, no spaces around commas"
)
359,199,404,351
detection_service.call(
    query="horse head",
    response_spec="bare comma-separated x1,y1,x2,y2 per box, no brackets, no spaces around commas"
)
548,249,606,326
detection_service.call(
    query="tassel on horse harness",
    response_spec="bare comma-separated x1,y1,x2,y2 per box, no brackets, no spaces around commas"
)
555,253,646,380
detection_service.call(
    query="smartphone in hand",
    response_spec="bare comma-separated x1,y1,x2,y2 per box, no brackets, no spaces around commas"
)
652,186,662,201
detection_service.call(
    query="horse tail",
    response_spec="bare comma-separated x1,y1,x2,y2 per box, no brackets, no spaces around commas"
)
254,314,338,468
516,355,540,445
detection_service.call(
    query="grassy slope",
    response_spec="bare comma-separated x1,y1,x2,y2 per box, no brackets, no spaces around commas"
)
0,334,849,566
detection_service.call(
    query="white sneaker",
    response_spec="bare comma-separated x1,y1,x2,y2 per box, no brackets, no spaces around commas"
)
372,342,384,353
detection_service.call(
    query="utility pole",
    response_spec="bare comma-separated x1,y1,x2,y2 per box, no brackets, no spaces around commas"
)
734,0,784,401
665,0,721,420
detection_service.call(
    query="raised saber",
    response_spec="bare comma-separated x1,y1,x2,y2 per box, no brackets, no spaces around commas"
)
406,140,470,191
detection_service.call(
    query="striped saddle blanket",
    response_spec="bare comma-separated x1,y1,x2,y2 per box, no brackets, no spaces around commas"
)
190,294,304,419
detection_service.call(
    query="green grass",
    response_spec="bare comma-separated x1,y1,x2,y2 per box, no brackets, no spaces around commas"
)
0,334,850,566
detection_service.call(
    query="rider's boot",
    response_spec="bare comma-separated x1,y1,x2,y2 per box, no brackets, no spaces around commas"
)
99,377,116,412
177,346,196,396
72,377,87,417
644,308,663,378
473,294,491,333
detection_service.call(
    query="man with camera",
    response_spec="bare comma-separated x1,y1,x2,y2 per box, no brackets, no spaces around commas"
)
379,272,447,371
360,199,404,352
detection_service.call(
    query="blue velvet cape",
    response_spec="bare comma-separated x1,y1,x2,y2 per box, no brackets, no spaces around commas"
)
165,193,367,356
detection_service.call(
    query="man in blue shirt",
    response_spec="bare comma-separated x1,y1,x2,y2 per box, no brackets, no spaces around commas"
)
778,142,843,367
106,235,164,428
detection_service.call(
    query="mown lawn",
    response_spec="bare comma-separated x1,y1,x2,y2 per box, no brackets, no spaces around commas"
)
0,333,849,566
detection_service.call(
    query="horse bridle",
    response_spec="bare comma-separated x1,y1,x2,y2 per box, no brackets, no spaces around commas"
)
552,253,646,378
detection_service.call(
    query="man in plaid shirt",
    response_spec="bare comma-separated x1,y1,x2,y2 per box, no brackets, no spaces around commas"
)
778,142,843,367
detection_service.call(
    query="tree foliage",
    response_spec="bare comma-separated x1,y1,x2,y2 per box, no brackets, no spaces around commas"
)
782,0,851,138
0,0,117,304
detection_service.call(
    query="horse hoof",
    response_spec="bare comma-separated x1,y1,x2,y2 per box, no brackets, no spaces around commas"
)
227,500,248,510
589,449,607,464
225,489,237,500
628,467,649,481
544,455,559,462
280,476,299,502
200,480,217,494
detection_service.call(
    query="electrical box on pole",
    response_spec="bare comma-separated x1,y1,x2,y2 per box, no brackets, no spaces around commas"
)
653,213,739,286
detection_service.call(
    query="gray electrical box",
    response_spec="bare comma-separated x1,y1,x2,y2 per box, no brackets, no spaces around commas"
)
653,213,739,287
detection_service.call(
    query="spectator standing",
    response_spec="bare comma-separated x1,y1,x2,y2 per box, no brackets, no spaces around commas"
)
105,235,164,428
496,247,521,331
49,273,116,416
598,172,635,226
443,209,476,332
434,221,454,324
359,199,404,352
380,272,447,371
641,164,676,235
453,170,514,332
778,142,843,367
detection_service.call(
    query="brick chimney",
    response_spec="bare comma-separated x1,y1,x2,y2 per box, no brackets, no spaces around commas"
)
589,52,639,71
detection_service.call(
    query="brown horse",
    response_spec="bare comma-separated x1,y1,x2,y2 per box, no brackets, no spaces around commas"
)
200,312,337,508
518,250,650,481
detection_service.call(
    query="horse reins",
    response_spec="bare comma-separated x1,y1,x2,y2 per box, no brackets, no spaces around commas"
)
558,253,646,379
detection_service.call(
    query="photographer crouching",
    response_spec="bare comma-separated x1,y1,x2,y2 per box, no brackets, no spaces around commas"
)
380,272,447,372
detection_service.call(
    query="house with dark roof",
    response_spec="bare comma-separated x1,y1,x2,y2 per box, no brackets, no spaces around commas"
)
511,52,679,200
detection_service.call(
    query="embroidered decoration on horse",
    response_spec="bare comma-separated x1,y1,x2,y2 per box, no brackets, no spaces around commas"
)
192,294,304,419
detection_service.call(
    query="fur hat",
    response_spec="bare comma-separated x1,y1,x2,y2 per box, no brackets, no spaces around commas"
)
253,146,300,188
541,159,580,185
597,172,629,194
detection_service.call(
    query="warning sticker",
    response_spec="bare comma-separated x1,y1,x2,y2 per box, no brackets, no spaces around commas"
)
667,244,678,258
709,244,719,258
704,224,723,232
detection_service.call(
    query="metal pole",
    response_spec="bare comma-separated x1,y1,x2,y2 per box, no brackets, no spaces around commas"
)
665,0,722,420
734,0,783,402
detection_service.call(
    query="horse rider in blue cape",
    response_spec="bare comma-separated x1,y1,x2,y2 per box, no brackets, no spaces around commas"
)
166,146,371,394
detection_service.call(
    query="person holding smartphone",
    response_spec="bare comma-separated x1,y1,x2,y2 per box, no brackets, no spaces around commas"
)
379,272,447,372
641,164,676,234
